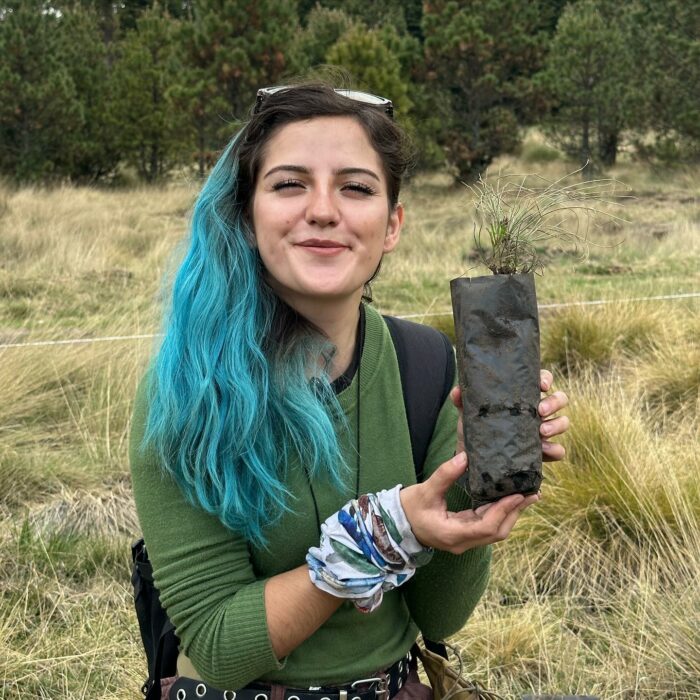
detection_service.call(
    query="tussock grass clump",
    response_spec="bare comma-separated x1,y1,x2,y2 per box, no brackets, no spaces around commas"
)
27,479,138,539
0,185,190,273
0,319,152,510
540,302,674,374
527,375,699,549
518,130,563,165
456,533,700,699
0,517,143,699
0,447,89,509
632,330,700,412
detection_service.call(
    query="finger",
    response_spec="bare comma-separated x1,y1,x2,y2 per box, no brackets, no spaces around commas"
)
540,369,554,392
467,493,523,519
473,501,493,517
538,390,569,417
540,415,570,439
471,493,527,534
495,493,540,540
448,493,535,551
425,451,468,498
542,440,566,462
450,385,463,410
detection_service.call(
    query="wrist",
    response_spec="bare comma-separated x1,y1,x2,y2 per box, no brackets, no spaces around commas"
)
399,483,426,547
306,486,433,614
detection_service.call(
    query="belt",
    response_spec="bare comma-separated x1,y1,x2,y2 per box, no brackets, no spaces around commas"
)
169,651,413,700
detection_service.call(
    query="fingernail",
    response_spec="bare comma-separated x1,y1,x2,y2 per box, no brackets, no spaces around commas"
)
539,401,550,416
541,440,553,449
541,424,551,436
453,451,467,467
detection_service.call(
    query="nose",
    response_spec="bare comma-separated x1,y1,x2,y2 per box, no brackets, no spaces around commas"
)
305,187,339,228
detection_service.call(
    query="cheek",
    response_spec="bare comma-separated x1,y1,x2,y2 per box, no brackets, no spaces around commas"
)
361,210,388,236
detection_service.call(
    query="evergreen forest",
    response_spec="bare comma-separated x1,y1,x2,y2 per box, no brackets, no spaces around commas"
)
1,0,698,184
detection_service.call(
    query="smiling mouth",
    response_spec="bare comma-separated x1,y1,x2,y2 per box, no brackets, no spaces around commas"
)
297,239,349,249
296,239,350,255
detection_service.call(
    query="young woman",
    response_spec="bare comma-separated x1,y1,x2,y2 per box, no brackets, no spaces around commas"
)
129,83,569,699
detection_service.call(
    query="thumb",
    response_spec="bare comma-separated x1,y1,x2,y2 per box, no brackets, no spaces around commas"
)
425,451,468,497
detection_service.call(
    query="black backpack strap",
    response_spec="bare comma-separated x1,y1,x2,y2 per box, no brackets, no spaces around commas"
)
383,315,456,482
131,538,180,698
383,315,454,661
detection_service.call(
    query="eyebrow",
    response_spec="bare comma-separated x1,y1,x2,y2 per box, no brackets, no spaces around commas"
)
263,164,380,182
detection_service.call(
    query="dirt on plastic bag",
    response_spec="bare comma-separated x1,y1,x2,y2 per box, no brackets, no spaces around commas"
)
451,273,542,507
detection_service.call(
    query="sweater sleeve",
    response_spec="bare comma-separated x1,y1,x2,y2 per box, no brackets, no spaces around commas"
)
129,377,285,688
401,396,492,641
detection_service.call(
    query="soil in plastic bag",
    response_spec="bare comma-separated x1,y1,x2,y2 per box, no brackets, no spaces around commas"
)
450,273,542,507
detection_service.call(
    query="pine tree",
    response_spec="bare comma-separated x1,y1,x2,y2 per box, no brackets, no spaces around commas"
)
326,26,412,117
537,0,637,172
110,8,189,181
301,0,408,31
0,2,84,182
628,0,700,162
176,0,299,176
422,0,549,182
55,4,121,181
293,7,437,168
293,5,358,71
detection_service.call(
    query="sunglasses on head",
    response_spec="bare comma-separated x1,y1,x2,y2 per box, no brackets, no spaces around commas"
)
254,86,394,119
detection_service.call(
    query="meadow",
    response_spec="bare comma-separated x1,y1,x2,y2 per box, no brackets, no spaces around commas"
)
1,146,698,699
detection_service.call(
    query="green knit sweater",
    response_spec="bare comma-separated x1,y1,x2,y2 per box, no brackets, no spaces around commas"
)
129,304,491,689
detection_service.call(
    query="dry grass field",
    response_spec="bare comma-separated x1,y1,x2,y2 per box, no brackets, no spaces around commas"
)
1,147,698,699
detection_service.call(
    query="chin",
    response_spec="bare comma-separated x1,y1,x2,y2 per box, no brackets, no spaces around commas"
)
297,276,355,298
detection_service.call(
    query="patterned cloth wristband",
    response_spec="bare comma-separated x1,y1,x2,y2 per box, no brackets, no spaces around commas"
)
306,485,433,613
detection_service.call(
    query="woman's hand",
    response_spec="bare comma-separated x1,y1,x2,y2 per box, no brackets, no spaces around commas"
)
538,369,569,461
399,452,539,554
449,369,570,462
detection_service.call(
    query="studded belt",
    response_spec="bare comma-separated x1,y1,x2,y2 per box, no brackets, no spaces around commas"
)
169,651,413,700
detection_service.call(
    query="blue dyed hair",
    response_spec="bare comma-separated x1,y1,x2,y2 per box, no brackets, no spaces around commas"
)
142,84,411,546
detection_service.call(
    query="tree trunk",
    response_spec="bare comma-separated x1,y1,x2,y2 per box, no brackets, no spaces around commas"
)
197,122,206,179
150,143,159,182
581,114,594,178
598,128,618,167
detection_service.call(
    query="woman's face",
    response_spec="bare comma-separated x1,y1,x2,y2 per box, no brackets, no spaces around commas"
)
251,116,403,310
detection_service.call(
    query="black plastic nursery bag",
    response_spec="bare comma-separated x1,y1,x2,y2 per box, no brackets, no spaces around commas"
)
450,273,542,507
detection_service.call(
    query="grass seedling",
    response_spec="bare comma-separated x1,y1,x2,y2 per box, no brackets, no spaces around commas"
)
469,166,627,274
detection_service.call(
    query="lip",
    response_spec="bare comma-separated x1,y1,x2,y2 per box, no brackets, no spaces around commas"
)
296,238,350,256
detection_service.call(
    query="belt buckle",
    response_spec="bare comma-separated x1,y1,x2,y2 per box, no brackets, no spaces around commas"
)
350,677,388,700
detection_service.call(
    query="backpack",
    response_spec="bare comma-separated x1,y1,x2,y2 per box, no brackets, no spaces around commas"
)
131,316,455,698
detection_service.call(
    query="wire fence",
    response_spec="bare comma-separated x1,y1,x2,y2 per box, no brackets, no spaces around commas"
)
0,291,698,350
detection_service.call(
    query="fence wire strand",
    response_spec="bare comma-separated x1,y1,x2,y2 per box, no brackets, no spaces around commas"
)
0,291,698,350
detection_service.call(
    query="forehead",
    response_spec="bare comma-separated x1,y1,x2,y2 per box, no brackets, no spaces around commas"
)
258,116,384,174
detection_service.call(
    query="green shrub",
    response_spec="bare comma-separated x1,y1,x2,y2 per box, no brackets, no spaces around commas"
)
520,141,561,163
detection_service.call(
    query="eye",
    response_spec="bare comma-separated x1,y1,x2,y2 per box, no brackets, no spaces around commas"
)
271,179,304,191
343,181,377,195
